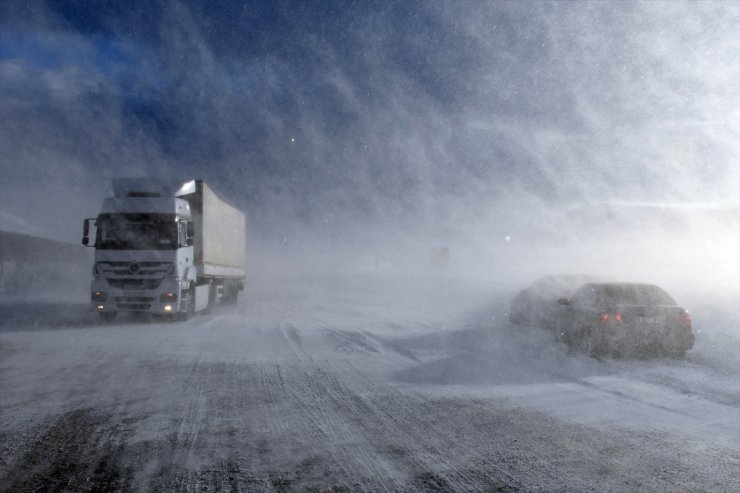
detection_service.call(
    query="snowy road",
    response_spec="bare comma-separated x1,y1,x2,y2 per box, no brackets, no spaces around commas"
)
1,278,738,492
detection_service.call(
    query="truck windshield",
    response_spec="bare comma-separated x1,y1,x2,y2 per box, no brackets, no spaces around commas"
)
96,214,178,250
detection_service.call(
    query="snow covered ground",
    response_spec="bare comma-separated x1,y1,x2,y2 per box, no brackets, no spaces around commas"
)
0,275,738,491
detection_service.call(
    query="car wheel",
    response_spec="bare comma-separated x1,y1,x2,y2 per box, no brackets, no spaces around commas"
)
666,348,687,359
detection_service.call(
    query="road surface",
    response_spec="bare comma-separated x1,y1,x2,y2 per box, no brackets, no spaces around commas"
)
1,277,738,491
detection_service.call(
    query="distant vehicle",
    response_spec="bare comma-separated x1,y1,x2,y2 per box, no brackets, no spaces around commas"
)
509,275,605,329
82,179,246,321
555,283,694,358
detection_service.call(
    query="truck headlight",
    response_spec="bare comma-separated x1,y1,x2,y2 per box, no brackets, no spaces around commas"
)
92,291,107,302
160,291,178,302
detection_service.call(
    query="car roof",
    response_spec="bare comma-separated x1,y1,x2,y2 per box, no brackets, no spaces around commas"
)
579,282,660,289
527,274,607,288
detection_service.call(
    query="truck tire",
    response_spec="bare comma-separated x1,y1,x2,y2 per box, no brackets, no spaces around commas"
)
99,312,117,323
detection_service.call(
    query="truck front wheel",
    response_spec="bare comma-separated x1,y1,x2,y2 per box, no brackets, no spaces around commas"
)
99,312,117,323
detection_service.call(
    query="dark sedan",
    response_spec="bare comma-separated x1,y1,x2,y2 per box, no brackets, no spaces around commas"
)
555,283,694,358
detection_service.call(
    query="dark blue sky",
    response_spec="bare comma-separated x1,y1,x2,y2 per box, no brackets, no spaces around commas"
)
1,0,737,242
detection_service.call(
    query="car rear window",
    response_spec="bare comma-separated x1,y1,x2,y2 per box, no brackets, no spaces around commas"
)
573,284,676,307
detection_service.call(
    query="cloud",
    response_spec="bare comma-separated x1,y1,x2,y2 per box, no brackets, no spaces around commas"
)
0,1,737,293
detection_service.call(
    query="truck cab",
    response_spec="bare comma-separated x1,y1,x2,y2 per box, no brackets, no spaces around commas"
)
83,179,245,321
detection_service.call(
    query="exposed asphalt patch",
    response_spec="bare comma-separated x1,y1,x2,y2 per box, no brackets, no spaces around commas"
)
0,408,132,492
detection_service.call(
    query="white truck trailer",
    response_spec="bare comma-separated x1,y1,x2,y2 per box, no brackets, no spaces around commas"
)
82,179,245,321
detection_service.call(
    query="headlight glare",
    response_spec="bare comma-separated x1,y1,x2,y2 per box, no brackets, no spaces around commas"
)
92,291,107,302
160,291,178,302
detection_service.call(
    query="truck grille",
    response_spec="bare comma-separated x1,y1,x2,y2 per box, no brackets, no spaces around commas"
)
102,261,172,274
116,303,152,310
115,295,155,310
99,262,172,279
98,261,170,296
107,278,163,289
114,296,155,302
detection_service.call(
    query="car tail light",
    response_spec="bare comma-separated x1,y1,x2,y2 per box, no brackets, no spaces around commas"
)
680,311,692,324
599,312,623,322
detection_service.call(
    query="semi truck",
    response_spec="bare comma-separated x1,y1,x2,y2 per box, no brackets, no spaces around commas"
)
82,179,246,321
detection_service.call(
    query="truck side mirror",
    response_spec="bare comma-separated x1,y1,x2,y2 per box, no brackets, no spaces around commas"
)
186,222,194,246
187,237,193,246
82,218,96,247
82,219,90,246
